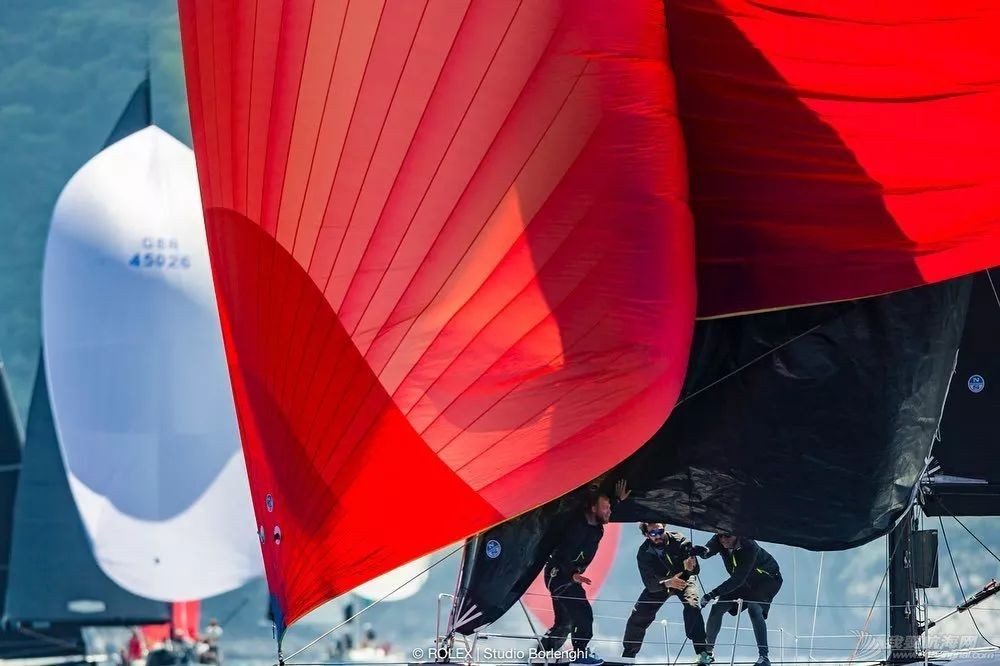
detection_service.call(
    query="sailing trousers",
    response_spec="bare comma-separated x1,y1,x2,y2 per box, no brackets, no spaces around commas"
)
622,579,707,657
706,576,782,658
540,569,593,653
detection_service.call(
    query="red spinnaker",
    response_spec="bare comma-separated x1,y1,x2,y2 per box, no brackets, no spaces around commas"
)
178,0,1000,636
665,0,1000,316
178,0,694,632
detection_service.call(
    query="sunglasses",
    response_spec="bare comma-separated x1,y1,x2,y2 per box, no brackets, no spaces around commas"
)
647,529,665,537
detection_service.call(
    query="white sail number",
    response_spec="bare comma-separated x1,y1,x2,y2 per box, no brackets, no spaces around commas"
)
128,237,191,270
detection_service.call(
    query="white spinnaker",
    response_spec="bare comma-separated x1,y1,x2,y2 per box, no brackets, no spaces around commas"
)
42,125,262,601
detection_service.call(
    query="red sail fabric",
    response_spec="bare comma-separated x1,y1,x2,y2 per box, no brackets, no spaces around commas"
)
523,524,621,629
142,601,201,645
665,0,1000,317
177,0,694,632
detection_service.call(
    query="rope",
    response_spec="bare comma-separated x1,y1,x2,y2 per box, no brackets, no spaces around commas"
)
809,551,823,661
792,547,799,663
946,513,1000,566
283,546,461,663
985,269,1000,312
847,528,900,665
677,325,823,406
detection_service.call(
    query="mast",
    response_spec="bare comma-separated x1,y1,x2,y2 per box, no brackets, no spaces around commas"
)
886,508,920,665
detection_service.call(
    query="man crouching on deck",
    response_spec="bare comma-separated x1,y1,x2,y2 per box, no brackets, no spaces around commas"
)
696,533,782,666
538,481,630,665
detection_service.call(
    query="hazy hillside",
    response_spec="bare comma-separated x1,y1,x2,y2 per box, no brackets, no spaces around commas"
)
0,0,189,418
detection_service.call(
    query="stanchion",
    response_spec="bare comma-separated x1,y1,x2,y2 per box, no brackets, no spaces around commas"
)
730,599,744,666
660,619,669,663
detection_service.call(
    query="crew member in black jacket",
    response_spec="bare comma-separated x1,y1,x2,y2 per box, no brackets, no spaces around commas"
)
539,481,630,665
696,533,782,666
620,524,710,665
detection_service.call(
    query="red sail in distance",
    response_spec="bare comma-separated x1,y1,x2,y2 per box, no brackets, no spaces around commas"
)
142,601,201,645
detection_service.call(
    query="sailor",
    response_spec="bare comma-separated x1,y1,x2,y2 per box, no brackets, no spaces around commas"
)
539,480,630,665
200,618,223,664
696,533,782,666
203,618,223,645
125,629,146,664
620,523,711,665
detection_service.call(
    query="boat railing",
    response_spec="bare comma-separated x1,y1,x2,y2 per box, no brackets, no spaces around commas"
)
433,586,1000,666
434,595,884,665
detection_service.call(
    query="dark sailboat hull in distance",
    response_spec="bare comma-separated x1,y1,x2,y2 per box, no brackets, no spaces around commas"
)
4,361,168,627
0,624,86,663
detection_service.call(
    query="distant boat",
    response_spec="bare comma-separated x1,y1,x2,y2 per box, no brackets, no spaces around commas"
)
3,76,261,664
0,357,98,663
40,77,261,604
304,555,437,664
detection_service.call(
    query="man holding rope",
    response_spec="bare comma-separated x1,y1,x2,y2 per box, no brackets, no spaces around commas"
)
619,523,711,665
697,533,782,666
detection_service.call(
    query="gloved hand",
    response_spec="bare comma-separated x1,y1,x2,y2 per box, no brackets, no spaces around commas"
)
699,593,714,609
691,545,710,558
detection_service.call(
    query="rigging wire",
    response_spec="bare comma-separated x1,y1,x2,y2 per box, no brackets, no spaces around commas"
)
947,513,1000,566
676,324,823,406
984,268,1000,312
937,516,1000,650
848,530,903,665
283,546,462,664
809,552,824,661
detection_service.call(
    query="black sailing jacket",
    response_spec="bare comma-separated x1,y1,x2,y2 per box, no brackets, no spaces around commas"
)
701,535,780,598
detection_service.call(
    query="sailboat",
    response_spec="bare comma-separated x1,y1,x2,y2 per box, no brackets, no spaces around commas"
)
3,357,169,659
173,0,1000,663
40,77,261,606
3,76,262,664
0,358,102,664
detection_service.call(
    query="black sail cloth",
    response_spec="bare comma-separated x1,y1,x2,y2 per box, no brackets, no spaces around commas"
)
923,269,1000,517
456,277,971,633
